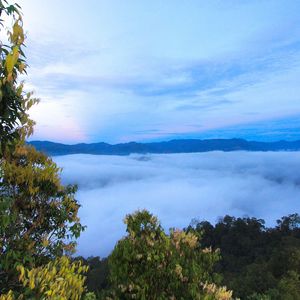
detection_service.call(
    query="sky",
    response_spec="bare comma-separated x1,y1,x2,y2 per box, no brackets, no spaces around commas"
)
55,152,300,257
16,0,300,143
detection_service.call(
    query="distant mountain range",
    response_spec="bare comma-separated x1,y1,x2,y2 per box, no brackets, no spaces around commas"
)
28,139,300,156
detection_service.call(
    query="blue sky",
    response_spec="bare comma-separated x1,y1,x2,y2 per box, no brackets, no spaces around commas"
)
18,0,300,143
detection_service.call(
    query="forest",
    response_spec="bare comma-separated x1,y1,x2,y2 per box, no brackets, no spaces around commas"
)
0,1,299,299
78,213,300,299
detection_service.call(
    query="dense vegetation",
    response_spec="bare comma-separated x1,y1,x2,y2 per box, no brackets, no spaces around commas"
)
77,214,300,299
188,214,300,299
0,1,85,298
0,1,299,299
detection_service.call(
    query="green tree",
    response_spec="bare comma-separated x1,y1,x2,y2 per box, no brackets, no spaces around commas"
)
0,0,84,294
0,146,84,292
107,210,233,300
0,0,37,156
189,214,300,299
76,256,109,296
0,256,90,300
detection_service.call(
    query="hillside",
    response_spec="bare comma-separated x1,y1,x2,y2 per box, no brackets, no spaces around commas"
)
29,138,300,156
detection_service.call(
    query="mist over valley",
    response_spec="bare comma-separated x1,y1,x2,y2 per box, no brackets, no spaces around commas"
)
54,151,300,257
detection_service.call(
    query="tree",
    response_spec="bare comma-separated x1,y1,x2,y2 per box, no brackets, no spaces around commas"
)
107,210,233,300
0,146,84,292
189,214,300,299
0,0,37,156
0,1,84,293
76,256,109,295
0,256,90,300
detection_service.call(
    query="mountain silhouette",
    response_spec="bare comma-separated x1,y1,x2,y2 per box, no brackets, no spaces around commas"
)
28,139,300,156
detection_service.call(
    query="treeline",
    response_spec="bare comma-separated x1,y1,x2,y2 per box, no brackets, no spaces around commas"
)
77,213,300,299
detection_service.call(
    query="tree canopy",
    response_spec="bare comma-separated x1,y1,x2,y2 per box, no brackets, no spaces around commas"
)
106,210,233,300
0,1,84,295
187,214,300,299
0,0,38,156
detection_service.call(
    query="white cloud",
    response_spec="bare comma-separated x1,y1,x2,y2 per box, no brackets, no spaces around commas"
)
54,152,300,257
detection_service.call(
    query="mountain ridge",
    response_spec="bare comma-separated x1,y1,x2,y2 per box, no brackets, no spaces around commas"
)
28,138,300,156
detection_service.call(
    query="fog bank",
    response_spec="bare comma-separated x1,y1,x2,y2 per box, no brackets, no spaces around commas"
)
54,152,300,257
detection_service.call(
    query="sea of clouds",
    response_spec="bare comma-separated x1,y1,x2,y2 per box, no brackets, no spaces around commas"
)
54,152,300,257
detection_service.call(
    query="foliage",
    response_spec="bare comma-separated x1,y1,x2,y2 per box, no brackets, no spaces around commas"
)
83,292,97,300
76,256,109,296
0,145,84,292
0,0,84,294
0,0,38,156
188,213,300,299
0,256,89,300
81,214,300,300
107,210,233,300
0,290,15,300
